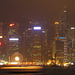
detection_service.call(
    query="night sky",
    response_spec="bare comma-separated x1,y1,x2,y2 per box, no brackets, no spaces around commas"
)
0,0,75,39
0,0,75,25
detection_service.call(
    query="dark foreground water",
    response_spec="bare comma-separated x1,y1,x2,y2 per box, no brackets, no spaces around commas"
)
0,66,75,75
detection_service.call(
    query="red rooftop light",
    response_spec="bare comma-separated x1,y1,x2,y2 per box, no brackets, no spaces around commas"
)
9,23,15,27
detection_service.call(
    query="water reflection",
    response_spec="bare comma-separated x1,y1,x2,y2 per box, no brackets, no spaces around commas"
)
6,73,44,75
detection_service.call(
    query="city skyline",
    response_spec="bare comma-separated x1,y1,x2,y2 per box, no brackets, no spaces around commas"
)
0,0,74,39
0,1,75,74
0,0,75,65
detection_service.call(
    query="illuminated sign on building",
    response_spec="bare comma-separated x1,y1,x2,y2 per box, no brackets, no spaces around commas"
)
71,27,75,29
42,31,45,33
33,27,41,30
0,36,3,38
59,37,66,39
9,23,15,27
28,28,32,30
9,38,19,41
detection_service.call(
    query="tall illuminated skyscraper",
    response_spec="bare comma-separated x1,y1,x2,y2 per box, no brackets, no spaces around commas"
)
68,27,75,63
7,23,20,61
21,25,48,64
59,7,69,62
0,22,3,59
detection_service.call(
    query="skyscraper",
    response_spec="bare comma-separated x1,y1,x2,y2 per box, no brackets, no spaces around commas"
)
59,7,69,63
68,27,75,63
7,23,20,62
21,25,48,64
0,22,3,59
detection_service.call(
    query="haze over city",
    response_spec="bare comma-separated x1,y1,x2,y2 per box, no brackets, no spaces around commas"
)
0,0,75,24
0,0,75,75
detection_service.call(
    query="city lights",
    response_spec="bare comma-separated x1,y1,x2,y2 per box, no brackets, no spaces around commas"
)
9,38,19,41
9,23,15,27
33,27,41,30
55,22,59,24
0,42,2,46
42,31,45,33
0,1,75,72
59,37,66,39
15,57,19,61
0,36,3,38
28,28,32,30
71,27,75,29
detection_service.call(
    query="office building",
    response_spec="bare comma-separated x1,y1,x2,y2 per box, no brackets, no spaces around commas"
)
21,26,48,64
7,23,20,62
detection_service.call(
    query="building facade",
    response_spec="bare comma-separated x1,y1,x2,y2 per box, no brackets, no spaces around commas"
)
7,23,20,62
68,27,75,63
21,26,48,64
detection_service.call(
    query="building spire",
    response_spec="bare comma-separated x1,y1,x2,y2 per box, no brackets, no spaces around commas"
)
63,0,67,10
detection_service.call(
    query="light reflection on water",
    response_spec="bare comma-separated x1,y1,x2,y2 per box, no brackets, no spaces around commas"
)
9,73,43,75
1,69,44,75
5,73,44,75
0,66,44,75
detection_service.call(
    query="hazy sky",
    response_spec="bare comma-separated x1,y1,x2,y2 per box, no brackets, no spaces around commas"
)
0,0,75,25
